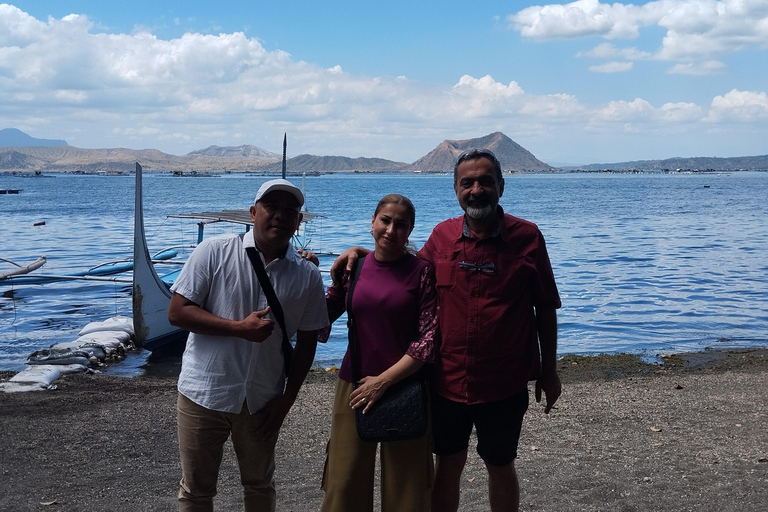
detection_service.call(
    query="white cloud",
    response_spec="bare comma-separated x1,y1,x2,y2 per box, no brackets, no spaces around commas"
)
510,0,768,62
667,60,725,74
452,75,524,96
510,0,653,40
596,98,656,121
588,61,635,73
707,89,768,121
659,101,703,121
54,90,88,103
577,42,652,60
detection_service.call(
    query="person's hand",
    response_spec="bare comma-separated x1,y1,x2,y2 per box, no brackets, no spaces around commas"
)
349,375,390,414
297,249,319,267
238,307,275,343
535,370,561,414
254,394,293,439
330,248,361,286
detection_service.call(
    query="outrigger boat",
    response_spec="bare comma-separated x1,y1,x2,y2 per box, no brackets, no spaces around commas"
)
0,256,46,280
0,251,179,286
132,136,320,352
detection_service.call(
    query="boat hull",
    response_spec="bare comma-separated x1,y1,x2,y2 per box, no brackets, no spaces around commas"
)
133,163,187,351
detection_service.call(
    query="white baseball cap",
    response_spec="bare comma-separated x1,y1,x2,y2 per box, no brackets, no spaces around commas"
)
254,179,304,207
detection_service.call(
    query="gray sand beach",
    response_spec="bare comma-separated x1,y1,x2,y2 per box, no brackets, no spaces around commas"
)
1,348,766,511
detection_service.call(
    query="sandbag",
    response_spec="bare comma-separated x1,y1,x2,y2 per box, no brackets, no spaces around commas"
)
78,315,134,337
75,330,131,346
0,364,86,393
27,348,90,367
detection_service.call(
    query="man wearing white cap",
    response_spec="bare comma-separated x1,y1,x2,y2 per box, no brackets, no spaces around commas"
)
169,178,329,511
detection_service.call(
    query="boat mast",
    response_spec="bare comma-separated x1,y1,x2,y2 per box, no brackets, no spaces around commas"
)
282,133,287,179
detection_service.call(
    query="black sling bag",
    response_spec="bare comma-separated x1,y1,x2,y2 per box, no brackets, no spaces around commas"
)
244,246,293,375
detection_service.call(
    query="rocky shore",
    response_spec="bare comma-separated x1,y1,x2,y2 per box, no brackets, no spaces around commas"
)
1,348,766,511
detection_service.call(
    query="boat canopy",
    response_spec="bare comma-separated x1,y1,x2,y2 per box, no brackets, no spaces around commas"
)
168,209,316,226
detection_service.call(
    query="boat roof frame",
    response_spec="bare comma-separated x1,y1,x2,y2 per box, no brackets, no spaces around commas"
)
168,210,317,226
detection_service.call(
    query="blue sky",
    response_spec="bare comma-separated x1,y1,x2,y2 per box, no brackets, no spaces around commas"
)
2,1,767,165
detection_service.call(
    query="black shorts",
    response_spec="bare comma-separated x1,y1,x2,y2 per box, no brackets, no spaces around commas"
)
432,387,529,467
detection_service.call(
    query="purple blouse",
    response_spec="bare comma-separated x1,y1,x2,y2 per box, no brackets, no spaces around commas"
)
326,253,439,383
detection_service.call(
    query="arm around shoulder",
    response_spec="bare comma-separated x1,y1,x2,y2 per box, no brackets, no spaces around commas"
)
330,246,371,285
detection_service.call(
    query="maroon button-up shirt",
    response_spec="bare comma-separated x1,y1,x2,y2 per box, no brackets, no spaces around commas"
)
419,209,561,404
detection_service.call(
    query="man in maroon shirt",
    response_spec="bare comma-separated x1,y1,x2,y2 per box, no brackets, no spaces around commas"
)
421,149,561,512
332,148,561,512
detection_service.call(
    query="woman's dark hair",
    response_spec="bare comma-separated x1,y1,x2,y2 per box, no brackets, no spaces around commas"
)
373,194,416,229
373,194,417,254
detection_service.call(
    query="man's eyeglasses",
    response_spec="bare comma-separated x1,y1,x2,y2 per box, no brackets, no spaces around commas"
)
458,261,498,273
456,148,499,167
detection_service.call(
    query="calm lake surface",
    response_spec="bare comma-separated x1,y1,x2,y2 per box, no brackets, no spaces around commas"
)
2,171,767,375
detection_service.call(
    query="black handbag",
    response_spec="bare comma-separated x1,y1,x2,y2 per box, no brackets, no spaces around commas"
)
347,256,429,443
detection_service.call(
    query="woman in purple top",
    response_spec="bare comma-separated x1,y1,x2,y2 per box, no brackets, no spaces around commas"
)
320,194,439,512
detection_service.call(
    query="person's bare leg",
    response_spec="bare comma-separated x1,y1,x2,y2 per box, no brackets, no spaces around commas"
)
486,461,519,512
431,449,468,512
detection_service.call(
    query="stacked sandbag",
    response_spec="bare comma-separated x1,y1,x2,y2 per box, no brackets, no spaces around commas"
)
27,315,135,368
0,364,90,393
1,316,136,393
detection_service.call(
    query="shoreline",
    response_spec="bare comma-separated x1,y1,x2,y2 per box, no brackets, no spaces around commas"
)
1,348,766,511
3,344,766,383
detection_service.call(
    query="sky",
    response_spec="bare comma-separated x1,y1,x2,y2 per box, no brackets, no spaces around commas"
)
1,1,767,165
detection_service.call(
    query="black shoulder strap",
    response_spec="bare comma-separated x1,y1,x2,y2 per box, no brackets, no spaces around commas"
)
244,246,293,375
346,256,365,383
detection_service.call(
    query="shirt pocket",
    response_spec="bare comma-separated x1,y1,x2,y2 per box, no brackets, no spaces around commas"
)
435,251,458,289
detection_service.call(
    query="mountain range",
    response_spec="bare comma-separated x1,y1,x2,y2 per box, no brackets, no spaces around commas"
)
0,128,68,148
573,155,768,172
2,128,766,172
0,130,551,173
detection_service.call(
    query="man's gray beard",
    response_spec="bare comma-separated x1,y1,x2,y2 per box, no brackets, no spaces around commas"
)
465,204,494,220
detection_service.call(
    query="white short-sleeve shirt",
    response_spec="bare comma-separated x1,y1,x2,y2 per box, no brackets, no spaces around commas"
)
171,232,329,414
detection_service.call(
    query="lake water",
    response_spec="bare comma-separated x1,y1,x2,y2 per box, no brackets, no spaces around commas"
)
2,171,767,375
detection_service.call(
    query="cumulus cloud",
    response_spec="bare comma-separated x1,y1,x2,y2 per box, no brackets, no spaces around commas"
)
707,89,768,121
659,101,704,121
588,61,634,73
510,0,768,62
452,75,524,96
510,0,650,40
446,75,584,120
596,98,656,121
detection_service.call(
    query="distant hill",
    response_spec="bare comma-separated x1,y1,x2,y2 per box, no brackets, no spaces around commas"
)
576,155,768,171
0,149,47,169
258,154,409,173
0,128,68,147
187,145,280,159
0,146,279,172
409,132,553,172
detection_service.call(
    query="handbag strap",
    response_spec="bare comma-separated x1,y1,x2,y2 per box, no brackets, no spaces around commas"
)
346,256,365,383
244,246,293,374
